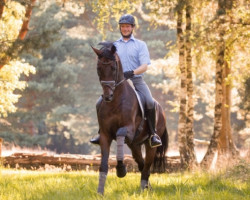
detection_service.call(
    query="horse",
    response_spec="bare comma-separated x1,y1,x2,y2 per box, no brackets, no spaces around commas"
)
91,42,168,195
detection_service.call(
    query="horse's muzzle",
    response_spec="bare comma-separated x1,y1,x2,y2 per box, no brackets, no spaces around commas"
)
103,94,113,102
101,80,115,102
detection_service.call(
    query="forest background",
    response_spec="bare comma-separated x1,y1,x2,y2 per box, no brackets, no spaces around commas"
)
0,0,249,164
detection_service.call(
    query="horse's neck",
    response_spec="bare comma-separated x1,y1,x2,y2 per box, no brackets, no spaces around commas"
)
114,82,128,100
115,82,137,107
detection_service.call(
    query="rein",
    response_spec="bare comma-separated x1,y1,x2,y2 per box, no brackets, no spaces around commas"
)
98,58,125,92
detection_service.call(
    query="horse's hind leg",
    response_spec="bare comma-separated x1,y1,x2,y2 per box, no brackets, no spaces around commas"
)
140,143,157,190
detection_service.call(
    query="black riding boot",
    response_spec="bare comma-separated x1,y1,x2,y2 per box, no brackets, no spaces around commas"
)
146,107,162,148
90,97,102,145
90,131,100,145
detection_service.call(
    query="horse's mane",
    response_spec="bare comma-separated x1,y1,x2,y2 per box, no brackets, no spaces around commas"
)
98,41,116,60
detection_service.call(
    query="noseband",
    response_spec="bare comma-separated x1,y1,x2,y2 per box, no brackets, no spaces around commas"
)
98,58,125,92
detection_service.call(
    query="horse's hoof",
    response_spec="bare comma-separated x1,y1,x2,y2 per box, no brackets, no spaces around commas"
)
116,162,127,178
141,180,152,191
97,190,104,195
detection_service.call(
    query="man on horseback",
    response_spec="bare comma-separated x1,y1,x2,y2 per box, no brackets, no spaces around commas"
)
90,14,162,148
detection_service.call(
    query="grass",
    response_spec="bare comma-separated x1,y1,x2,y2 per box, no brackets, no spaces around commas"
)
0,162,249,200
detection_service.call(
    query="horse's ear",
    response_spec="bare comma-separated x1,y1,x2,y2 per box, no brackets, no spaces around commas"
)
111,45,116,54
91,46,102,56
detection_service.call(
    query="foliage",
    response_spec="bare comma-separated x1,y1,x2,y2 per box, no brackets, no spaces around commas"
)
0,131,47,148
0,162,249,199
0,0,62,118
0,0,249,153
146,0,250,146
0,61,35,117
0,1,36,117
0,0,175,154
90,0,139,38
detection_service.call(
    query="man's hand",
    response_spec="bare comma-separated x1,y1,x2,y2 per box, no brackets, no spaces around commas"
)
124,70,134,79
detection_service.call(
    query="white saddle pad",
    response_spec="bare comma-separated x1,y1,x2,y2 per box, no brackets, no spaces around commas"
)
127,79,145,119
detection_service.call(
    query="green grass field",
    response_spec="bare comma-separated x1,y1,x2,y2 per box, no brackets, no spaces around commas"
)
0,161,249,200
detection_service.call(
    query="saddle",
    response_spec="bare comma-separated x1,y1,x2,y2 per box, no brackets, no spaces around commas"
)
126,79,148,144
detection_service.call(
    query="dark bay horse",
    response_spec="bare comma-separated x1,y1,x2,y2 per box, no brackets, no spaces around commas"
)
91,42,168,195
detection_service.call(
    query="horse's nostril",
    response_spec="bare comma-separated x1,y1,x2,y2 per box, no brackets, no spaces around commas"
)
104,96,113,102
109,96,113,101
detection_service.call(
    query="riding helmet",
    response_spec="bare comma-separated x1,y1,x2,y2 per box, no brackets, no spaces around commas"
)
119,14,135,26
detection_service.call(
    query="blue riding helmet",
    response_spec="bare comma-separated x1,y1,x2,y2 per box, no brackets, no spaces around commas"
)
119,14,135,26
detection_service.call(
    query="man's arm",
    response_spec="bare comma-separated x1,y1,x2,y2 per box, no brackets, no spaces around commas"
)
134,64,148,75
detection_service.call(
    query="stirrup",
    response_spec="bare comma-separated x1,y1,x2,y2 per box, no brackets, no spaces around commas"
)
149,133,162,148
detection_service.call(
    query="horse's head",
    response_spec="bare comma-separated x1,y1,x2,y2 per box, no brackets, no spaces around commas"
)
92,42,124,102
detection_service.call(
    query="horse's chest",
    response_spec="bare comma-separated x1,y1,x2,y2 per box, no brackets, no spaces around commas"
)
99,108,119,123
98,105,131,129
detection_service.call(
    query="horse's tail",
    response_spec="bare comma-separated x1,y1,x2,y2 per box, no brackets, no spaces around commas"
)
152,127,169,173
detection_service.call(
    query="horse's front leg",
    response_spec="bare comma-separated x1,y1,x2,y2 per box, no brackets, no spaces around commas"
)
98,134,112,195
116,127,128,178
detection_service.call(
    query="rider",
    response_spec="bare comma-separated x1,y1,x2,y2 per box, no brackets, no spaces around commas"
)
90,14,162,148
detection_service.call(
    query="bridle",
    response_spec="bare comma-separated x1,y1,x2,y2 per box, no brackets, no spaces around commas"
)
98,56,125,93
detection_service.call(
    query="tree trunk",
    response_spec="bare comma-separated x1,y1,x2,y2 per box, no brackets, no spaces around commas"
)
185,2,196,167
219,60,239,155
18,0,36,40
218,0,239,157
177,6,188,168
201,42,224,168
0,138,3,157
0,0,35,70
201,0,225,168
219,61,229,153
0,0,6,69
215,58,239,166
3,153,182,172
0,0,5,19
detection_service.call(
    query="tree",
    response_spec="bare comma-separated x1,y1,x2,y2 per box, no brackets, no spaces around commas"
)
144,0,249,168
176,0,196,169
217,0,241,156
0,0,36,117
185,0,196,167
176,0,189,168
2,1,102,153
0,0,36,69
201,0,239,168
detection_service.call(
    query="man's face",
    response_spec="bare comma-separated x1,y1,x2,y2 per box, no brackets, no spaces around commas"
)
120,24,134,38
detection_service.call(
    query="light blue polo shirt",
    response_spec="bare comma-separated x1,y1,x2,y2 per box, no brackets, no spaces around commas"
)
114,35,151,77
